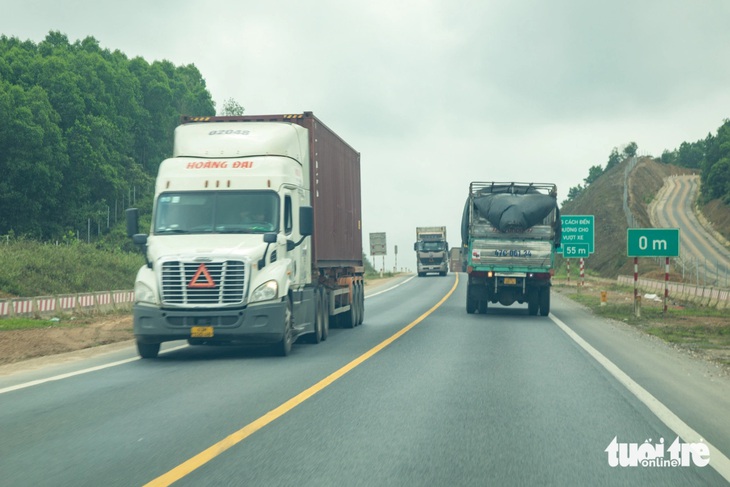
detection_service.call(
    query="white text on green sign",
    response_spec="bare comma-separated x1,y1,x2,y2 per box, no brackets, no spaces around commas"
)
563,244,590,258
560,215,594,255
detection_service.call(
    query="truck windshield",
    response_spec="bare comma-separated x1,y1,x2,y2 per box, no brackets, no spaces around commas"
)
418,242,446,252
154,191,279,234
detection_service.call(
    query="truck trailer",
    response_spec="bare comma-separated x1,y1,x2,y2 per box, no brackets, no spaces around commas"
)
449,247,462,273
414,226,449,276
462,182,561,315
126,112,364,358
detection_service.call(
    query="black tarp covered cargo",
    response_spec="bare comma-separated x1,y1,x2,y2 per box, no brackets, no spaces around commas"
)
462,182,561,244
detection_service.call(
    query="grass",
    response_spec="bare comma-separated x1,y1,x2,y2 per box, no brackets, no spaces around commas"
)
647,325,730,346
0,316,75,331
0,238,144,298
0,309,122,331
554,280,730,368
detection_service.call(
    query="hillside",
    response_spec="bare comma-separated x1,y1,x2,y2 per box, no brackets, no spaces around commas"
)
560,157,730,279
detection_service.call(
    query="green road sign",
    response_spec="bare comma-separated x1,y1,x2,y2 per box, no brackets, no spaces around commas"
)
627,228,680,257
560,215,594,256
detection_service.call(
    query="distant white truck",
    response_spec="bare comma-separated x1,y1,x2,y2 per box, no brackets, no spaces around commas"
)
126,112,364,358
414,226,449,276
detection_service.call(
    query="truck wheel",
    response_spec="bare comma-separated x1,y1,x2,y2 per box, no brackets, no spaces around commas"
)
308,288,324,344
320,288,329,341
343,303,356,328
527,291,539,316
352,282,362,326
357,281,365,325
478,300,488,314
275,298,294,356
137,341,160,359
466,294,477,314
539,289,551,316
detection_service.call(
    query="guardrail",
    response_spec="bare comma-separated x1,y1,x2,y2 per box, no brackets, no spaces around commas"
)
0,290,134,318
617,275,730,309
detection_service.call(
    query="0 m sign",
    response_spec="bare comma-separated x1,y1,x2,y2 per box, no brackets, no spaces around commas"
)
627,228,680,257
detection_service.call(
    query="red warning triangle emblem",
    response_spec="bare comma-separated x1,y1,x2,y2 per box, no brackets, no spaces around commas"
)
188,264,216,288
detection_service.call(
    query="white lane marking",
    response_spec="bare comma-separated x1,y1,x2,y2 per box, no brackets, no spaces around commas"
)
365,275,417,299
550,313,730,483
1,277,417,394
0,344,188,395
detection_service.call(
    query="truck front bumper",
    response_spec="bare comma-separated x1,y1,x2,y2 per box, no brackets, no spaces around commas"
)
418,264,448,272
133,300,286,345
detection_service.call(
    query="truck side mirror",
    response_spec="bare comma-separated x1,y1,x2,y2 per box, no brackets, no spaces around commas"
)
413,242,417,251
133,234,148,246
259,232,278,269
126,208,139,237
299,206,314,236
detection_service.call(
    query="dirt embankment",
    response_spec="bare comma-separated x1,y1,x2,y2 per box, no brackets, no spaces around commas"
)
562,157,730,279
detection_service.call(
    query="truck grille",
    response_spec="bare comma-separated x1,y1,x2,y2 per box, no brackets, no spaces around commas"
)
420,257,444,265
161,260,246,305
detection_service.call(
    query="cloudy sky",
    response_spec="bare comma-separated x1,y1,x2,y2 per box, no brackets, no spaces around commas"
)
3,1,730,270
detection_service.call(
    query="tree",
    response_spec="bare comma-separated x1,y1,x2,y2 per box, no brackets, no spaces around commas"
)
0,32,216,240
700,120,730,202
704,159,730,202
220,97,245,116
622,141,638,158
583,165,603,186
605,148,621,171
661,149,677,165
676,141,704,168
562,184,584,206
0,82,67,237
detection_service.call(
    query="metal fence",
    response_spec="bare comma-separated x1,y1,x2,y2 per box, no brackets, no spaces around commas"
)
623,156,639,228
617,275,729,309
0,290,134,318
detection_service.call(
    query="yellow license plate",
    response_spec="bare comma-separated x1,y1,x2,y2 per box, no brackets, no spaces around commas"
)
504,278,517,285
191,326,214,338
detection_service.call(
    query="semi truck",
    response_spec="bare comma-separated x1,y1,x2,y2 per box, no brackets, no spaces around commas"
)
414,226,449,276
126,112,364,358
449,247,462,273
461,182,561,315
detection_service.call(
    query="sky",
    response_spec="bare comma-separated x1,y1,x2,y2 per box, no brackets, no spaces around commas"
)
3,0,730,271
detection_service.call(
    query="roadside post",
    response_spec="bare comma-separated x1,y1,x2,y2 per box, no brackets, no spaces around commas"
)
627,228,680,315
394,245,398,273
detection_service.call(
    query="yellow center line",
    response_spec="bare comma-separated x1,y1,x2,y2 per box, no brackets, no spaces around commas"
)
145,273,460,486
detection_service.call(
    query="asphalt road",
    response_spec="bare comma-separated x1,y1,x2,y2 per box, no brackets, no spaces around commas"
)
1,274,729,486
652,175,730,286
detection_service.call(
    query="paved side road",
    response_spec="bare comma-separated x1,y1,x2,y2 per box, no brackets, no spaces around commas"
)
650,174,730,286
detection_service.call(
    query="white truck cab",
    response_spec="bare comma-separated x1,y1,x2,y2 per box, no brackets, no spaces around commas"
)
127,121,318,357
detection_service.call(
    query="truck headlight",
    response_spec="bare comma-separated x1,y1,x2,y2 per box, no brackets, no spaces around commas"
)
250,280,278,303
135,282,157,304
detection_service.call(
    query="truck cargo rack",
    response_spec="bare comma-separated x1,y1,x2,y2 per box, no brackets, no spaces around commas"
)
469,181,557,197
